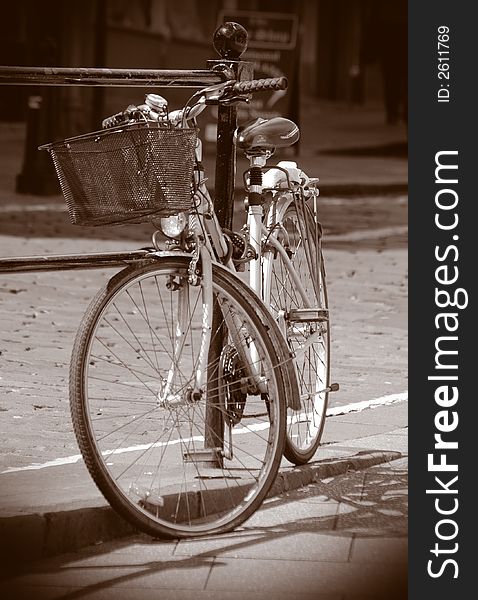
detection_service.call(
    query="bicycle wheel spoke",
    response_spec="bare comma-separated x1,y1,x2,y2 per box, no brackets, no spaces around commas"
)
109,306,160,373
138,280,161,372
70,258,286,537
265,201,330,463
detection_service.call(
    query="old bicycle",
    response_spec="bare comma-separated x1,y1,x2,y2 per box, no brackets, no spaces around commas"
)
0,25,337,539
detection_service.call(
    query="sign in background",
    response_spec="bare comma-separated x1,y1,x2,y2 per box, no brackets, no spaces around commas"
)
219,10,299,123
204,10,300,148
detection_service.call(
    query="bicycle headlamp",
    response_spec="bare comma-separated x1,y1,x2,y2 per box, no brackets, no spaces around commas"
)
160,213,188,238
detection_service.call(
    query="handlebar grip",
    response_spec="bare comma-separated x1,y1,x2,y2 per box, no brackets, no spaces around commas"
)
232,77,288,94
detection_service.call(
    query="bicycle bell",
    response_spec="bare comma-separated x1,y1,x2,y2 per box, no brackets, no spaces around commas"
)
145,94,168,116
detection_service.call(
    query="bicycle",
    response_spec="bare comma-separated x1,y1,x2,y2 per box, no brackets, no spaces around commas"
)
41,75,336,539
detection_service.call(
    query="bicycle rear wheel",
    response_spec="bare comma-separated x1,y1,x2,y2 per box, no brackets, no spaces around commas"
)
263,199,330,465
70,257,287,538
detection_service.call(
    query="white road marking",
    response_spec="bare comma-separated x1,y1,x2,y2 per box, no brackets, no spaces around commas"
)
0,391,408,474
325,391,408,416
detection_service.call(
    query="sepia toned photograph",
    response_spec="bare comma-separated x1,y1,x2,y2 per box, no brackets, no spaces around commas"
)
0,1,408,598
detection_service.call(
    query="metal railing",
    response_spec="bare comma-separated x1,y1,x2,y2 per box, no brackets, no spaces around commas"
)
0,22,253,273
0,66,225,88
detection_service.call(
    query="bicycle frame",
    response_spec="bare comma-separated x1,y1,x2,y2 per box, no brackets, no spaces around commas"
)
167,136,268,399
184,129,324,404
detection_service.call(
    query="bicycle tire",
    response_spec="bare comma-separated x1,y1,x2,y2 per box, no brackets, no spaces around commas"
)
263,200,330,465
70,256,288,538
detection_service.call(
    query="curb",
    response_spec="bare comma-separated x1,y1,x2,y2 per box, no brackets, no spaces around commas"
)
271,450,402,496
0,449,401,565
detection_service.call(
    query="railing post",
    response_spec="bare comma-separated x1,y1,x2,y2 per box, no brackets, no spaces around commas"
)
208,22,253,230
204,23,253,459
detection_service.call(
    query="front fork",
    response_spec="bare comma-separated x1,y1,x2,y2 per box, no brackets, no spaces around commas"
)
162,230,267,405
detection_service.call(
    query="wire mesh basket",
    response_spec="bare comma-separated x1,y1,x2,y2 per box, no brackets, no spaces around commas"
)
41,123,198,226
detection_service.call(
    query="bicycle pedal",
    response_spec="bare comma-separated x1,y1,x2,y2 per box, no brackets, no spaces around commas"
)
183,448,223,467
287,308,328,322
300,382,340,399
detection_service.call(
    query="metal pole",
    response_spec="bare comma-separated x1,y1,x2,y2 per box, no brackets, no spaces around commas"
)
0,250,152,274
0,66,225,88
205,23,253,460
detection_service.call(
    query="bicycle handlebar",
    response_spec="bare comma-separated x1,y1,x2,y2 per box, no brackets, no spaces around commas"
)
232,77,288,94
102,106,137,129
101,77,289,129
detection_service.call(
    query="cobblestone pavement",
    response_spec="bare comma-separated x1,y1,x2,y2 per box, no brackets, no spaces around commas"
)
0,195,407,471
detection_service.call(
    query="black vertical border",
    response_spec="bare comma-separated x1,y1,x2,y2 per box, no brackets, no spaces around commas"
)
409,2,473,597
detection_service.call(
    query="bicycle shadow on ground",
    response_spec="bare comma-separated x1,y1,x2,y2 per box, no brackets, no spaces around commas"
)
1,459,408,599
0,192,408,251
0,209,156,243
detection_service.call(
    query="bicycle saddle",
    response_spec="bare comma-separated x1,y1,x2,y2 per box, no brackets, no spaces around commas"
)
235,117,300,155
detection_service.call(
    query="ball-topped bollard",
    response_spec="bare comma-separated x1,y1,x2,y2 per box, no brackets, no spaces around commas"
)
213,22,248,59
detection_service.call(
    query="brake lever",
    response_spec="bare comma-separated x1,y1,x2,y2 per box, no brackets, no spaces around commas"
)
204,88,250,106
200,80,237,105
220,95,251,106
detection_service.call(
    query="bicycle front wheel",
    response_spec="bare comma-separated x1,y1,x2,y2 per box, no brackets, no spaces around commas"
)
70,257,287,538
263,200,330,465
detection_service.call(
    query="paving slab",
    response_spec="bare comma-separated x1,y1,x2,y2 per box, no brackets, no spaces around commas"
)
0,418,407,564
0,455,407,599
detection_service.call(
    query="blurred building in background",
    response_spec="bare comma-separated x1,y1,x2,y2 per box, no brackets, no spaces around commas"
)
0,0,406,192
